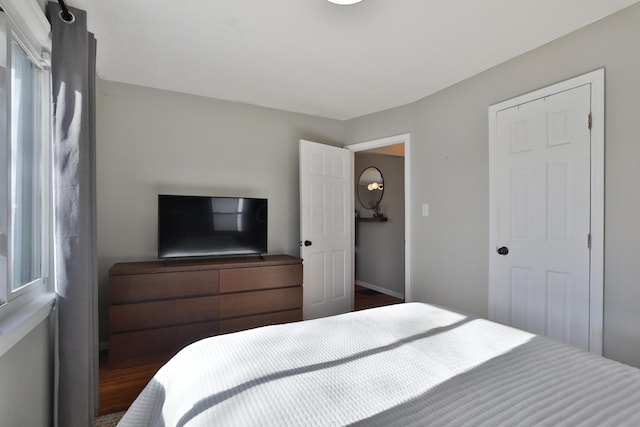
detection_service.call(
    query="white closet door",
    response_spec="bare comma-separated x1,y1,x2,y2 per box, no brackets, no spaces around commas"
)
490,84,591,350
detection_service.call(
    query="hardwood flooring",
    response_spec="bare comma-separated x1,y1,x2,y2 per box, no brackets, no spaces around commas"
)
98,285,404,415
98,352,164,416
354,284,404,311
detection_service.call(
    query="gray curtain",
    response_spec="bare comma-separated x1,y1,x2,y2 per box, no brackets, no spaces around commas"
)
46,3,98,426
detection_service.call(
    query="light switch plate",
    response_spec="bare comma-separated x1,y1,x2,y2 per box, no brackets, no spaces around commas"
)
422,204,429,216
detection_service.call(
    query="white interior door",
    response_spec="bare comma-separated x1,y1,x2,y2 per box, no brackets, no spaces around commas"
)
489,84,593,350
300,139,352,319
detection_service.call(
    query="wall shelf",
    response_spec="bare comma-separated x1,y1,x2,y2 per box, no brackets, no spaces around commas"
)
358,217,388,222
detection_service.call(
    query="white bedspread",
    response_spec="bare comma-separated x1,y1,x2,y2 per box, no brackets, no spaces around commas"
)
118,303,640,426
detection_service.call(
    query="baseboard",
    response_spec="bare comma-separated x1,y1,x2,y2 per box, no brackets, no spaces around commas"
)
355,280,404,300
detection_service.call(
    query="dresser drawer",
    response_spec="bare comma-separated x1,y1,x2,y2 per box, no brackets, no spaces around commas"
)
107,255,303,367
109,296,219,333
110,270,219,304
109,321,217,366
219,287,302,318
220,309,302,334
219,264,302,293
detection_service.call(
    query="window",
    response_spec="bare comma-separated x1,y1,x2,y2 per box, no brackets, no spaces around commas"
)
0,11,52,305
10,38,43,291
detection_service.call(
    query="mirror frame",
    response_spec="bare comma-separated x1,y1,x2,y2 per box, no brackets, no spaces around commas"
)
357,166,385,210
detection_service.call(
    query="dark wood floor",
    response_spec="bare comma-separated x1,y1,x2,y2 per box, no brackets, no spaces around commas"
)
354,284,404,311
98,285,404,415
98,352,165,415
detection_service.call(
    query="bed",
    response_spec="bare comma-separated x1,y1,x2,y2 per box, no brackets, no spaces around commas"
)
118,302,640,426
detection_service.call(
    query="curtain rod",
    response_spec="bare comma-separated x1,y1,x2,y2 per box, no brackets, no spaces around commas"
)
57,0,75,23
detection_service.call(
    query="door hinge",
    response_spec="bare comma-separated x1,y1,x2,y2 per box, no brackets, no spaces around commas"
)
587,233,592,249
588,113,592,130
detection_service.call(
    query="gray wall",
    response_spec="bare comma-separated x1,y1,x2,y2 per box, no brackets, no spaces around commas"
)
355,152,405,296
96,80,346,341
96,3,640,367
345,3,640,368
0,319,53,426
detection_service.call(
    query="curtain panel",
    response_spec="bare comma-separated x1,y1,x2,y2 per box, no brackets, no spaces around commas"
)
46,3,98,426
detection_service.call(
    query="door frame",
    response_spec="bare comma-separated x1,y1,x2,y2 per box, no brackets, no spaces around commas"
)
488,69,604,354
347,133,411,301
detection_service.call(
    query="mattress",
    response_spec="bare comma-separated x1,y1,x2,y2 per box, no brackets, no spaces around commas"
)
118,302,640,426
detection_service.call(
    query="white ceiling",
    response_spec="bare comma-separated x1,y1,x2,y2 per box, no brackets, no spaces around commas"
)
69,0,639,120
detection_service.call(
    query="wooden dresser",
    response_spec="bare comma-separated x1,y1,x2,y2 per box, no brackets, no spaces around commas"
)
108,255,302,368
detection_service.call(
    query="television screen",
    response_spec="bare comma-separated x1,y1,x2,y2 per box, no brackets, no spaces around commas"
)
158,195,267,259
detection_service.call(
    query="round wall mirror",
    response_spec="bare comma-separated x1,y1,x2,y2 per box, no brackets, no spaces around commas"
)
357,167,384,210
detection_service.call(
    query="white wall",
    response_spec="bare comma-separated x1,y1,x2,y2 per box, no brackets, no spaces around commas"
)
0,319,53,425
346,3,640,368
355,152,405,296
96,80,345,341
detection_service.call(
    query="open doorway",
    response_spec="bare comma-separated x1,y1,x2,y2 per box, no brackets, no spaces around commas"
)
348,133,411,305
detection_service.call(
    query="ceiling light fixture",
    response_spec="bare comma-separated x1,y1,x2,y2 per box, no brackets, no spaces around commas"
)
328,0,363,5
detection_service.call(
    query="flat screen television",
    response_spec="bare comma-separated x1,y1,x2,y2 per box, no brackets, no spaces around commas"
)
158,195,267,259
